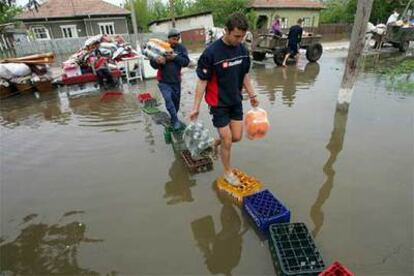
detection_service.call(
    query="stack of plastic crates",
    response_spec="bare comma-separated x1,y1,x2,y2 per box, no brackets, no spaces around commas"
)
319,261,354,276
216,169,262,204
180,150,213,174
243,190,291,233
268,223,325,276
142,98,160,114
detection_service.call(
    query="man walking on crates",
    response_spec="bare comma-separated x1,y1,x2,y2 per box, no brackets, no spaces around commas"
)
189,13,259,186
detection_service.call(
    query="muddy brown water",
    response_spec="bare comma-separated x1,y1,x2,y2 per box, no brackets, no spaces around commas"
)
0,50,413,275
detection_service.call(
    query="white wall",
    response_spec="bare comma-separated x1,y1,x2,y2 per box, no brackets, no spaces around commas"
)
149,14,214,33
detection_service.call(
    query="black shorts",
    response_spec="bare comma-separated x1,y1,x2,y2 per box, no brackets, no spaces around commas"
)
288,43,299,56
209,102,243,128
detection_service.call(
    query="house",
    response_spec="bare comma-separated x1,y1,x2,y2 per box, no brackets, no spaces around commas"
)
0,22,30,52
148,12,214,43
247,0,324,31
15,0,132,40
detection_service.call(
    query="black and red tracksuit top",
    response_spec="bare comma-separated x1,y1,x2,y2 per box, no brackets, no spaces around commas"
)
196,39,251,107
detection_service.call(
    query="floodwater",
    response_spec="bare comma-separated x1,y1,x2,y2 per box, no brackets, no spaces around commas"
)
0,49,413,275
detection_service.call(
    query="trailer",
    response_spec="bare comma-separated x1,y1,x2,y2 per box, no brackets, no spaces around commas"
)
247,33,323,66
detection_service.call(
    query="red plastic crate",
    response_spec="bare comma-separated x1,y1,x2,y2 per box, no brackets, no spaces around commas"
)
137,92,153,103
319,261,354,276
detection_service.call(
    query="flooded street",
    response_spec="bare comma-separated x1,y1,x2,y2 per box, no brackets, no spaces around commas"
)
0,50,413,275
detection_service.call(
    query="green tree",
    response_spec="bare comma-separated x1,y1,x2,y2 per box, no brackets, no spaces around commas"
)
321,0,410,24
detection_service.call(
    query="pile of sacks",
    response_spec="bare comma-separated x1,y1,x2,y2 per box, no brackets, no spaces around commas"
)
0,62,52,94
62,34,139,78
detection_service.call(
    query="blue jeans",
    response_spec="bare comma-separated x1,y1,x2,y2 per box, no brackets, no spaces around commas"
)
158,82,181,124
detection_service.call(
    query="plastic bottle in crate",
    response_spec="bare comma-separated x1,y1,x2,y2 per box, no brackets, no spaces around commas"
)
183,121,213,159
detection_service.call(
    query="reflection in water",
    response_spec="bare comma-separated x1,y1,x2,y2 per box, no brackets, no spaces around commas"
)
0,91,143,131
0,212,103,275
68,93,141,130
164,158,196,205
254,62,320,105
310,109,348,237
191,186,248,276
0,92,71,128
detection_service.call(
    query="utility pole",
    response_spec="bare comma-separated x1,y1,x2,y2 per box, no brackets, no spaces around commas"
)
337,0,374,112
129,0,139,39
169,0,176,28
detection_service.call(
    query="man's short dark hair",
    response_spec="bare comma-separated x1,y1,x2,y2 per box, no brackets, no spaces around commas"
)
297,18,304,24
225,13,249,32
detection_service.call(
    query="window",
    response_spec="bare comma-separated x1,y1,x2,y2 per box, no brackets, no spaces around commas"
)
98,22,115,35
60,25,78,38
31,26,50,40
303,17,311,27
281,18,288,28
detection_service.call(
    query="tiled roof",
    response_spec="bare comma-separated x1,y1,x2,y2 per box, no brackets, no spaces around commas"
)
248,0,324,9
16,0,130,20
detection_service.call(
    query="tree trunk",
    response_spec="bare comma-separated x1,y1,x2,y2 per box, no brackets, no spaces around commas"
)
169,0,176,28
129,0,139,39
337,0,374,112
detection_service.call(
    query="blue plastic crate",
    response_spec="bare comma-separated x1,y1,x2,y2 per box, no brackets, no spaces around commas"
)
243,189,290,233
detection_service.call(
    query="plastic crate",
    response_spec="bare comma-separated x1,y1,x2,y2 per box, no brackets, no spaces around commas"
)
143,98,158,108
243,190,291,233
180,150,213,174
164,128,172,144
152,111,171,127
319,261,354,276
216,169,262,204
269,223,325,276
142,106,161,114
171,130,187,153
137,92,153,103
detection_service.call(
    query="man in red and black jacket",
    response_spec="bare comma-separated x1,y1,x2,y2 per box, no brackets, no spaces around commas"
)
150,29,190,130
189,13,259,186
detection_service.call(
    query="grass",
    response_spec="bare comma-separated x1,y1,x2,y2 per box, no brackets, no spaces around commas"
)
379,58,414,93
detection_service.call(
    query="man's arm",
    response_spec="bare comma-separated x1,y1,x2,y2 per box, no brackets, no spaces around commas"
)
173,45,190,67
150,56,166,69
243,73,259,107
189,79,207,121
298,27,303,44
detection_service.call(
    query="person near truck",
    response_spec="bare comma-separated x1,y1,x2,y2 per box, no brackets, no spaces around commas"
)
282,18,303,67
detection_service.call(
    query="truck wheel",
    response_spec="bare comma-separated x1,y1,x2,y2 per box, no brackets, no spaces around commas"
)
273,48,287,66
253,52,266,61
399,40,409,52
306,43,323,62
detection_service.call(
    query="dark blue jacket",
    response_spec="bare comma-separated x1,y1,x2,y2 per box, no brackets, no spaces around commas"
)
150,43,190,84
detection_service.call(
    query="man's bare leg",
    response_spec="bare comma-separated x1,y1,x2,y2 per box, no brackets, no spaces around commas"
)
217,120,243,185
282,53,290,67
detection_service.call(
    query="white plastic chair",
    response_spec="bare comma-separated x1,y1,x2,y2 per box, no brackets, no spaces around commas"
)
121,56,143,84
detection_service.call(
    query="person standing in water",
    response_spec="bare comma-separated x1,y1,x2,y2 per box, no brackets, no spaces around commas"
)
282,18,303,67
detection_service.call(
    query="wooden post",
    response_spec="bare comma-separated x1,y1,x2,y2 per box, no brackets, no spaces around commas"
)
337,0,374,112
169,0,176,28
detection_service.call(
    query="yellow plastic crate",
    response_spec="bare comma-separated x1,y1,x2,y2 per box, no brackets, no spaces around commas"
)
216,169,262,204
